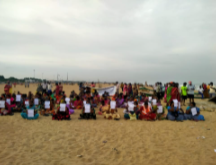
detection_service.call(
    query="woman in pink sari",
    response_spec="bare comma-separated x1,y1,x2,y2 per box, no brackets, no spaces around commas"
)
123,83,128,96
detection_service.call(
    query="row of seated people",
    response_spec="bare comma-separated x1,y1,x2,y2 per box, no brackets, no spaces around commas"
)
0,91,205,122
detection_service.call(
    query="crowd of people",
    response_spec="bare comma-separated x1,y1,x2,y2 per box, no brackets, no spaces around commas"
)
0,80,215,122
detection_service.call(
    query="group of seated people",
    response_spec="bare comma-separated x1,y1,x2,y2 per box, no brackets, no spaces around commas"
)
0,88,205,122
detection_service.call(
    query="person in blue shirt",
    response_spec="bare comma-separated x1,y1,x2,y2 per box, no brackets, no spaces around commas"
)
166,100,184,121
21,99,39,120
185,102,205,121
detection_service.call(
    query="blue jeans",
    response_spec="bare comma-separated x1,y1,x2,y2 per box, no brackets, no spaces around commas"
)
198,92,204,99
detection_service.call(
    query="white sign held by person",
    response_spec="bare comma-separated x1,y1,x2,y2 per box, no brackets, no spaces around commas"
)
191,108,197,116
148,97,152,102
6,99,11,105
128,103,134,111
157,106,163,113
34,98,39,105
83,101,86,105
25,101,29,106
28,109,34,118
152,99,157,106
173,99,178,107
65,98,70,104
16,95,21,102
0,101,5,108
111,101,116,109
45,101,50,109
85,104,91,113
60,103,66,112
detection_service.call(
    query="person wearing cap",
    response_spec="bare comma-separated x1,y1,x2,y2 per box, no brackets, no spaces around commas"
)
187,81,195,104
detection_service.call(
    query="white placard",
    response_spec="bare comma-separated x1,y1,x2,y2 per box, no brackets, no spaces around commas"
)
44,101,50,109
148,97,152,102
152,99,157,105
25,101,29,106
83,101,86,105
148,103,152,109
157,106,163,113
191,107,197,116
34,98,39,105
16,95,21,102
6,99,11,105
139,103,144,107
85,104,91,113
0,101,5,108
65,98,70,104
110,101,116,109
128,103,134,111
60,103,66,112
173,99,178,107
28,109,34,118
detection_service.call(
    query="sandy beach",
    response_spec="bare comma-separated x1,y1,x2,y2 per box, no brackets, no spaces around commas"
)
0,84,216,165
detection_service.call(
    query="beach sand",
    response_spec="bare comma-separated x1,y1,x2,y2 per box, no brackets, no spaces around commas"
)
0,84,216,165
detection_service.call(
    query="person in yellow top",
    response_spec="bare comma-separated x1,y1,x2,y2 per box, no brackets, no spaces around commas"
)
181,82,187,106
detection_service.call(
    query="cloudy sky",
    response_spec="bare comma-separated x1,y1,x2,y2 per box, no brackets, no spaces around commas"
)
0,0,215,84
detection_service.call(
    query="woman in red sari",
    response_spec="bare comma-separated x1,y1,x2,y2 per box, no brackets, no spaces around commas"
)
73,96,83,109
139,102,156,121
170,83,180,101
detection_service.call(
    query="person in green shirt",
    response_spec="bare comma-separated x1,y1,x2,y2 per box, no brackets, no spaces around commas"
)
181,82,187,106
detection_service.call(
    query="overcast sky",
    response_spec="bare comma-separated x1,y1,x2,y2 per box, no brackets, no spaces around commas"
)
0,0,215,84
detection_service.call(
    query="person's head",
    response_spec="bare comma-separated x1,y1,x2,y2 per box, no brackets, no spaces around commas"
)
59,82,61,85
183,82,187,86
56,82,58,86
210,82,213,86
170,100,174,107
86,98,90,104
144,101,148,108
76,96,80,100
29,99,34,107
134,101,138,106
190,102,196,107
188,81,192,85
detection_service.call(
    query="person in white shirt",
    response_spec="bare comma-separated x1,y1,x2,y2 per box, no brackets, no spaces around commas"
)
198,85,204,99
42,82,47,95
209,82,216,98
47,82,52,94
187,81,195,104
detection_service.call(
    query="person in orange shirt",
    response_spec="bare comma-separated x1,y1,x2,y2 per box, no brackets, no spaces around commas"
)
139,101,156,121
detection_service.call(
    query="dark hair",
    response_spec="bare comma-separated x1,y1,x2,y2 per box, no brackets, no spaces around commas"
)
144,101,148,106
191,102,196,107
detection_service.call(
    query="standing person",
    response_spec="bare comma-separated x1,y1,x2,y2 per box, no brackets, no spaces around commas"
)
115,81,120,94
181,82,187,105
47,82,52,95
55,83,60,96
156,82,161,100
59,82,63,94
123,83,128,96
187,81,195,104
79,82,83,91
198,85,204,99
42,81,47,95
121,82,124,92
202,83,209,98
128,83,133,96
161,83,165,98
4,81,10,95
209,82,216,98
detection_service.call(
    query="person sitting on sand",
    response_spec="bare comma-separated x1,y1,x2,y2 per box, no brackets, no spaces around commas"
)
116,94,125,108
185,102,205,121
73,96,83,109
21,99,39,120
129,101,140,120
79,98,96,120
155,100,166,120
40,97,55,116
13,92,24,112
139,101,156,121
66,97,75,115
123,97,134,119
52,100,70,120
166,100,184,121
